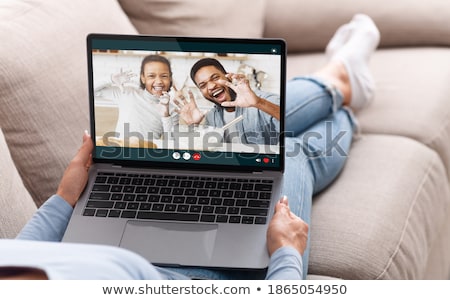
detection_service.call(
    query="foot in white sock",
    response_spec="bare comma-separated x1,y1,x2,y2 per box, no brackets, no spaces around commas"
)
326,14,380,110
325,23,352,60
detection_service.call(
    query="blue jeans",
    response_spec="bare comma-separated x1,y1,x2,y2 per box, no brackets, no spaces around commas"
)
163,77,355,280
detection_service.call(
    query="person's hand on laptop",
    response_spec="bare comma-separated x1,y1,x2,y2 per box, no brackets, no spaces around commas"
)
266,196,309,256
56,131,93,207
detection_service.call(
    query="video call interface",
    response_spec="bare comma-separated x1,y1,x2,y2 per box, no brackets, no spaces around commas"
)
90,36,284,168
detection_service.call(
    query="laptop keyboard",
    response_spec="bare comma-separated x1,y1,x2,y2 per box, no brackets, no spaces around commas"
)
82,172,274,225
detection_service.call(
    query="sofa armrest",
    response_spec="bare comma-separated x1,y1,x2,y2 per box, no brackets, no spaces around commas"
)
0,129,36,238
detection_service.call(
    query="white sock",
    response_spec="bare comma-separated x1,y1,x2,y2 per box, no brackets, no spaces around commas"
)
325,23,353,60
326,14,380,110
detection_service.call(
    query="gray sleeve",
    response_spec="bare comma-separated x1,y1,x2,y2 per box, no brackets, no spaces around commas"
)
16,195,73,242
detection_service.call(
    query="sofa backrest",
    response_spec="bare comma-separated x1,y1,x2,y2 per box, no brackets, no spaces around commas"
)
117,0,267,38
263,0,450,53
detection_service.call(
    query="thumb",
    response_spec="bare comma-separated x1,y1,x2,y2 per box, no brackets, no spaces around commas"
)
77,131,93,162
274,195,290,215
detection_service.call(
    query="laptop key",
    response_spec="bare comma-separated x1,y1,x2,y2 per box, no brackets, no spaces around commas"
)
148,195,160,202
123,186,135,193
108,210,121,218
111,186,123,193
121,210,137,218
200,215,216,222
111,193,123,201
216,215,228,223
164,204,177,212
123,194,136,201
254,183,273,191
223,199,235,206
132,178,144,185
242,183,254,190
144,178,155,185
209,190,221,197
229,216,241,223
95,176,107,183
221,190,234,197
198,197,209,205
184,189,196,196
107,177,119,184
180,181,192,187
168,180,180,187
177,205,189,212
156,179,168,186
242,216,254,224
139,203,152,210
127,202,139,210
136,195,148,202
190,206,201,213
247,192,258,199
135,186,147,193
114,202,126,209
248,200,271,208
197,189,208,196
148,187,160,194
173,196,185,203
186,197,197,204
95,209,109,217
92,184,110,192
240,208,268,216
161,195,173,203
89,192,111,200
83,209,96,216
87,200,114,209
202,206,214,213
259,192,271,199
236,199,248,207
152,204,164,211
119,177,131,185
215,206,227,214
255,217,267,224
160,187,172,194
227,207,239,214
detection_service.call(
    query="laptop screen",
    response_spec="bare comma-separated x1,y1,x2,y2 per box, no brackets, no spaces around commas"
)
88,34,285,172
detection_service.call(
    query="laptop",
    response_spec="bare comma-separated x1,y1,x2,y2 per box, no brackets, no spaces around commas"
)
63,33,286,270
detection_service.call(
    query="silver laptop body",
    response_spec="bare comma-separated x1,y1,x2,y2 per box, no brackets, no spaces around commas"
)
63,34,286,270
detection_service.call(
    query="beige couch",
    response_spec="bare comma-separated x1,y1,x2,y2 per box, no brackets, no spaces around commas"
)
1,0,450,279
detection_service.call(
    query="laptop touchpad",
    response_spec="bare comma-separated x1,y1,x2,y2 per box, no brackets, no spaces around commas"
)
120,221,218,265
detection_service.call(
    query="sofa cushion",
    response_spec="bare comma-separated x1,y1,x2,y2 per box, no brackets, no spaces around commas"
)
118,0,267,38
0,0,137,206
286,48,450,179
0,129,36,238
264,0,450,53
310,134,450,279
358,48,450,178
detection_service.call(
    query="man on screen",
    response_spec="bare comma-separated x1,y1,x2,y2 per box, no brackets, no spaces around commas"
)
175,58,280,145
